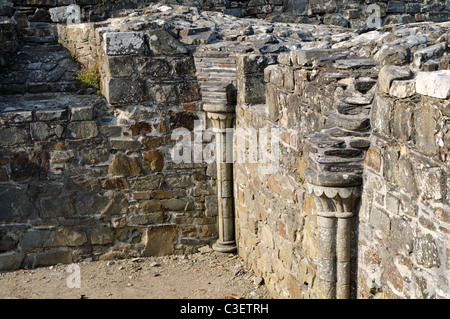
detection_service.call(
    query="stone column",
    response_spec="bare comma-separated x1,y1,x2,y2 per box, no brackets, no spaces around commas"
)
306,183,361,299
207,112,237,253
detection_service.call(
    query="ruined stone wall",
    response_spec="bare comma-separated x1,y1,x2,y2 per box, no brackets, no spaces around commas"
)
358,36,450,298
0,9,219,270
234,47,378,297
234,22,450,299
201,0,450,28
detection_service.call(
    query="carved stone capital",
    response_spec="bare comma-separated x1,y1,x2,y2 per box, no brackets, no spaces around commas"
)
207,112,234,130
306,183,361,217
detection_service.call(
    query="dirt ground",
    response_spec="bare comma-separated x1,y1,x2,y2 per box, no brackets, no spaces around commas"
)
0,246,273,300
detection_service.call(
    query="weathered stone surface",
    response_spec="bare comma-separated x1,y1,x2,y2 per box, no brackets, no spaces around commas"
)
91,226,114,245
100,191,128,216
10,151,49,181
0,252,25,271
39,196,75,218
143,150,164,171
414,234,441,268
103,77,148,105
378,65,412,94
0,127,29,146
45,228,88,247
146,29,188,55
138,200,162,214
103,31,145,56
71,106,94,121
389,79,415,98
108,154,141,176
415,70,450,99
143,225,177,256
49,4,81,24
376,44,411,66
67,121,98,139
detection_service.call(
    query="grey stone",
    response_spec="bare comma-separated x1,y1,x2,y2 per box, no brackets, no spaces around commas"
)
376,44,411,66
31,122,52,141
103,77,148,105
389,217,414,254
146,29,188,55
0,185,38,222
378,65,412,94
0,127,29,146
67,121,98,139
103,31,145,56
39,196,75,218
414,234,441,268
0,251,25,271
71,106,93,121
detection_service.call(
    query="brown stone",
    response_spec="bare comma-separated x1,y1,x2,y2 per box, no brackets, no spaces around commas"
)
143,225,177,256
130,121,153,135
10,150,49,181
365,147,381,172
108,154,142,176
102,177,129,190
138,201,162,214
143,150,164,171
179,81,201,103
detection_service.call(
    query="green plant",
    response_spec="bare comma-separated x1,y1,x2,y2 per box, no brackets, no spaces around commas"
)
296,174,304,184
75,64,100,93
294,147,303,159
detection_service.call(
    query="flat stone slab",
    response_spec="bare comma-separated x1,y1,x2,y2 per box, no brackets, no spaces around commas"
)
416,70,450,99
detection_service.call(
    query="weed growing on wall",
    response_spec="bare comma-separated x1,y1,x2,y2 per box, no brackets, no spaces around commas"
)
75,64,100,93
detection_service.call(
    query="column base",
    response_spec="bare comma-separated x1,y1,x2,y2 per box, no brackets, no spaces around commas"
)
212,240,237,253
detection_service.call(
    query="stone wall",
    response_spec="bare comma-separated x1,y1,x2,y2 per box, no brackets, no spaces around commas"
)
358,44,450,297
0,7,219,271
201,0,450,28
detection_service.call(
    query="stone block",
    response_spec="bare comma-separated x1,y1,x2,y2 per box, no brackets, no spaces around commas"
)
91,226,114,245
44,228,88,247
370,206,390,237
67,121,98,139
136,57,171,78
146,29,188,55
143,149,164,171
36,109,68,121
103,77,148,105
31,122,52,141
138,201,162,214
104,56,135,78
108,154,142,176
71,106,94,121
103,31,145,56
148,83,179,105
100,191,128,216
32,249,72,267
131,176,161,191
389,217,413,255
414,234,441,268
389,79,416,98
0,127,29,146
39,196,75,218
110,139,142,152
415,70,450,99
49,5,81,24
143,225,177,256
413,101,436,156
0,251,25,271
378,65,412,94
294,49,333,66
